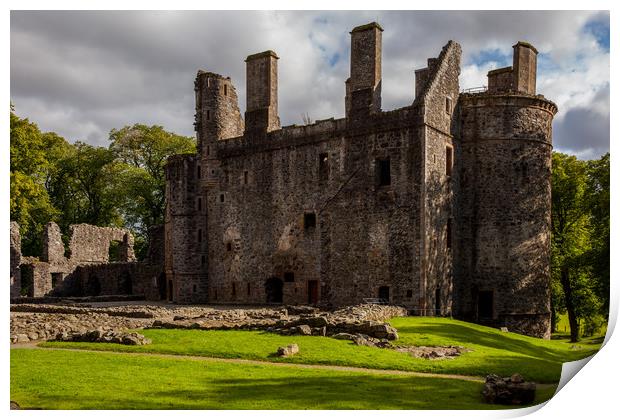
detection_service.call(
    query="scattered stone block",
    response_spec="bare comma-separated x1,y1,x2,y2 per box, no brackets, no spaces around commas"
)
482,374,536,405
277,343,299,357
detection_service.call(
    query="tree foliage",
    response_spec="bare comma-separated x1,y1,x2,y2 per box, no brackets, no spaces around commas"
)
551,152,609,342
10,109,195,260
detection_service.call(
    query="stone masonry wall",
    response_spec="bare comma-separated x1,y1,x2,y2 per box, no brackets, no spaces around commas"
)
10,221,21,298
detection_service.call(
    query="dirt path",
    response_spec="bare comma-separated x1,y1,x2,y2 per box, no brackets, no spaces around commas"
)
10,342,558,389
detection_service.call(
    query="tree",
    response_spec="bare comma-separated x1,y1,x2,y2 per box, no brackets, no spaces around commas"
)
10,109,59,255
109,124,195,243
551,152,608,342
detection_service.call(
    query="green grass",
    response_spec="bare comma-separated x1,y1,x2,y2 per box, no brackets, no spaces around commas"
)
10,348,556,409
39,316,602,383
554,312,607,338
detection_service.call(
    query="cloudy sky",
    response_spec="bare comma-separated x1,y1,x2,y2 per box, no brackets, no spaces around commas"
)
10,10,609,159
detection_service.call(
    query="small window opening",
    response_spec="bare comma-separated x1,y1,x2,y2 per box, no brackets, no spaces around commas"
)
197,197,202,211
201,255,206,267
244,171,248,185
223,84,228,96
193,284,197,293
445,97,452,114
319,153,329,181
214,289,218,300
197,166,201,179
207,78,211,88
247,283,251,296
446,146,453,178
447,218,453,249
284,272,295,283
197,229,202,243
206,145,210,156
304,212,316,230
206,109,211,120
226,242,232,252
377,158,391,186
51,273,62,289
220,194,225,203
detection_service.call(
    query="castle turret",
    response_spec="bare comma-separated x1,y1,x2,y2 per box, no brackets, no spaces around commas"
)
346,22,383,119
244,50,280,133
455,41,557,338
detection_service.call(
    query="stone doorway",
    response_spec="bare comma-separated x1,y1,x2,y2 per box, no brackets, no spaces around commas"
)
265,277,283,304
478,290,494,319
307,280,318,305
378,286,390,302
157,273,167,300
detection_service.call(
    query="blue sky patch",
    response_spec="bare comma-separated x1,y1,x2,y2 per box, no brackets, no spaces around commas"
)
584,18,610,51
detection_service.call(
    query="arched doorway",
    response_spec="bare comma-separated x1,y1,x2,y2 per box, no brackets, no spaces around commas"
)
265,277,283,304
378,286,390,303
118,270,132,295
157,273,167,300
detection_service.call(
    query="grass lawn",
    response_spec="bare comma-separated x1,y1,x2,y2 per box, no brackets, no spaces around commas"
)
10,348,556,409
39,316,602,383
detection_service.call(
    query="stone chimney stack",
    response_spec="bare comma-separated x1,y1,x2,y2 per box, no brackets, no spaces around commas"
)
245,50,280,133
347,22,383,118
512,41,538,95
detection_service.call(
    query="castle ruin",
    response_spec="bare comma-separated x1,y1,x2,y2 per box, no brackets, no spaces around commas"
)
164,22,557,338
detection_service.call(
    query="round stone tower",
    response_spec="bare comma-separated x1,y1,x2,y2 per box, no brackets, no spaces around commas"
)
454,42,558,338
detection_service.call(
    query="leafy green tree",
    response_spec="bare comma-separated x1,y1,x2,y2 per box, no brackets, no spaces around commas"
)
10,109,59,255
551,152,609,342
109,124,195,246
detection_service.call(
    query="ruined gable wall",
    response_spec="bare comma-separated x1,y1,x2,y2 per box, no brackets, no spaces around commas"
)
68,224,136,263
419,41,461,315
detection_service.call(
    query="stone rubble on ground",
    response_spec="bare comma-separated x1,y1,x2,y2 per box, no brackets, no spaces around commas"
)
54,329,152,345
10,303,405,345
481,373,536,405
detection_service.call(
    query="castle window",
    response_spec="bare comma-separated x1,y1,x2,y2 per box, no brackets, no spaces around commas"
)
447,218,452,249
244,171,249,185
319,153,329,182
446,146,453,178
197,197,202,211
223,84,228,96
207,78,211,88
226,242,232,252
247,283,251,296
206,145,210,156
376,158,391,186
197,165,201,179
445,96,452,114
220,193,225,203
206,109,211,120
304,212,316,230
284,272,295,283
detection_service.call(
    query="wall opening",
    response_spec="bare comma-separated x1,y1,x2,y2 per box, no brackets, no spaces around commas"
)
319,153,329,182
232,282,236,297
308,280,319,304
244,171,249,185
378,286,390,302
108,240,121,262
197,197,202,211
478,290,494,319
220,194,225,203
118,271,132,295
201,255,206,267
226,242,232,252
206,109,211,120
223,84,228,96
51,272,63,289
265,277,283,304
157,273,166,300
197,166,201,179
445,96,452,114
167,279,173,301
193,284,197,293
377,158,391,186
406,289,413,298
304,212,317,230
284,272,295,283
85,274,101,296
446,146,453,178
247,282,251,296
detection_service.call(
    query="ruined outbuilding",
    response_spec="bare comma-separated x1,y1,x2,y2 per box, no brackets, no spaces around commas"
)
164,22,557,338
13,222,164,300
